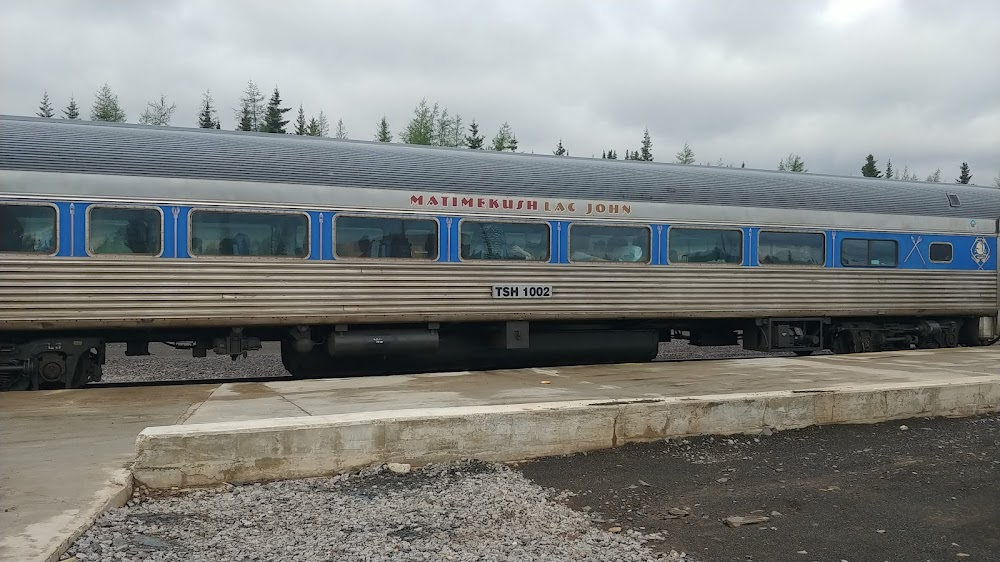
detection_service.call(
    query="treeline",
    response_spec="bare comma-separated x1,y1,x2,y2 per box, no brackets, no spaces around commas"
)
33,84,1000,187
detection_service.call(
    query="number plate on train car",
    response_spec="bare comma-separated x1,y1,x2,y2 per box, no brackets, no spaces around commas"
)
492,285,552,299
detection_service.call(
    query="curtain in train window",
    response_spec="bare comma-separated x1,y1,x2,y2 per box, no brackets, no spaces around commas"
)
89,207,162,256
460,221,549,261
758,231,825,265
190,211,308,257
334,215,438,260
0,204,57,254
667,228,742,264
840,239,897,267
569,225,650,263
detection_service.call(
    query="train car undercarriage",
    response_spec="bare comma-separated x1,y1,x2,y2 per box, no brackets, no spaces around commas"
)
1,315,997,391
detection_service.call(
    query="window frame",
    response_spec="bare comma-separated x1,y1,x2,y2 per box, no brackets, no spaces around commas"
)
756,229,826,267
332,212,440,261
0,201,59,256
188,207,312,259
85,204,165,258
839,238,899,268
567,222,654,265
928,242,954,264
666,225,744,266
457,217,552,263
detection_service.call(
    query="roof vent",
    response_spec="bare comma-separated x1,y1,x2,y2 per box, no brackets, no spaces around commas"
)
947,193,961,207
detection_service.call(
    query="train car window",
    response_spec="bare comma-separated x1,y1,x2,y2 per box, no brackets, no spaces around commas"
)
0,204,57,254
334,215,438,260
841,238,898,267
190,210,308,257
569,225,650,263
667,227,742,264
758,231,824,265
929,242,953,263
460,221,549,261
88,207,162,256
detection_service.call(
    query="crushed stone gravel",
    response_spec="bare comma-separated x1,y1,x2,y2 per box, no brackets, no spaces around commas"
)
62,460,696,562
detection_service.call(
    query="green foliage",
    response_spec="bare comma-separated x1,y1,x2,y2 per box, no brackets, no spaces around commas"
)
675,142,695,164
491,122,517,151
601,149,618,159
236,79,265,132
90,83,127,122
465,120,485,149
375,116,392,142
305,117,320,137
400,98,437,145
138,94,176,126
294,105,307,135
778,153,806,172
956,162,972,184
62,96,80,119
884,159,893,179
639,128,653,161
316,111,330,137
335,118,347,139
37,91,54,118
553,139,566,156
926,168,941,183
860,154,882,178
261,87,291,134
198,90,218,129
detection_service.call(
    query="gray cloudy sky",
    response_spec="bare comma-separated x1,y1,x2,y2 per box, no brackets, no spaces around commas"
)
2,0,998,183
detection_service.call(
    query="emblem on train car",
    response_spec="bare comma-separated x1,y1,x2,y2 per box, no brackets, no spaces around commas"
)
971,237,990,269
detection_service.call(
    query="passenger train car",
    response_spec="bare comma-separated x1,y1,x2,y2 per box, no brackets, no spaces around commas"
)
1,115,997,390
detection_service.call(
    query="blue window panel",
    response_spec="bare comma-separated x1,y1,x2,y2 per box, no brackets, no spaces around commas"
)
56,201,85,257
439,216,460,262
307,211,330,260
832,230,995,271
745,227,758,267
551,221,570,264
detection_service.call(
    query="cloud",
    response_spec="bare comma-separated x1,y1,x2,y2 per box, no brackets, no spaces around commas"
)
1,0,997,182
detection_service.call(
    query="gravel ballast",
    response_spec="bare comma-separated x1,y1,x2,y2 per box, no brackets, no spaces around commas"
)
63,461,693,562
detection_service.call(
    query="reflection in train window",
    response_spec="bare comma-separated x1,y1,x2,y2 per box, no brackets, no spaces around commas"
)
0,204,57,254
758,231,825,265
334,215,438,260
841,238,897,267
89,207,162,256
190,210,308,257
460,220,549,261
569,225,650,263
929,242,953,263
668,227,742,264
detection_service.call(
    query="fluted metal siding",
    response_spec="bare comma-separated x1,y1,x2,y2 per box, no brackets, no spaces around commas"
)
1,259,995,330
2,115,999,220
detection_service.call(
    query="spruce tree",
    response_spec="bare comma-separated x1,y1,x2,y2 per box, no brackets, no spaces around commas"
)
294,105,307,135
885,159,894,179
90,83,127,122
926,168,942,183
335,118,347,139
610,149,617,159
993,171,1000,189
675,142,695,164
62,96,80,119
491,122,515,151
778,153,806,172
375,116,392,142
464,119,484,149
198,90,218,128
305,117,321,137
37,91,55,118
507,130,519,152
449,115,464,147
639,128,653,161
401,99,436,145
956,162,972,184
261,87,291,134
860,154,882,178
553,139,567,156
316,111,330,137
236,79,265,131
602,150,607,159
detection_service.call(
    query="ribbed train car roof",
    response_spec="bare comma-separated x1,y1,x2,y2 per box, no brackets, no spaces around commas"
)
1,115,997,219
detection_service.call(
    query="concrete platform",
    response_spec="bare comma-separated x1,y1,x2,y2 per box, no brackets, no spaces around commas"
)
2,347,998,562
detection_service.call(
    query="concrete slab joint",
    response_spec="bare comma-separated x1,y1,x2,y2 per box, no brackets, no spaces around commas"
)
132,378,1000,489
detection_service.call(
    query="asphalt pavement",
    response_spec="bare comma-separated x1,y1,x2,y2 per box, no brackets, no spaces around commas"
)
520,415,1000,562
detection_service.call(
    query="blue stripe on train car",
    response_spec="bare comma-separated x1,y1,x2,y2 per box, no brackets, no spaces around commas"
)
552,221,570,264
831,230,996,271
307,211,329,260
